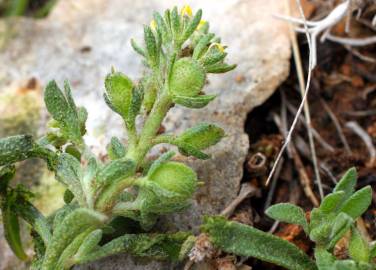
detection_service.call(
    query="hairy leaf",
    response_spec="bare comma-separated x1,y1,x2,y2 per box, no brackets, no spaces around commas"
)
333,167,357,200
44,81,82,144
172,94,216,109
349,227,370,263
107,137,126,160
175,123,224,151
319,191,345,214
266,203,309,233
339,186,372,220
77,232,190,264
1,197,28,261
74,229,103,260
0,135,34,166
42,208,107,269
202,216,316,270
97,159,135,186
55,153,85,206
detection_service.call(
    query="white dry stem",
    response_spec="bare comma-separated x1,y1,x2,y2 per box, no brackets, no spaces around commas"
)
326,34,376,46
274,0,350,68
284,0,324,199
266,0,315,190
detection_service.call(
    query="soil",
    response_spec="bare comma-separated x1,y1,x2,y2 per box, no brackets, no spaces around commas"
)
221,2,376,269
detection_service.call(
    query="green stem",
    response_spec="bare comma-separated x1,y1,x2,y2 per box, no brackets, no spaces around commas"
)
95,177,137,213
126,90,172,164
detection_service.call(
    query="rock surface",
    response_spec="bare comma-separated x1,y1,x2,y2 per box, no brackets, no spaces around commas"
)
0,0,291,269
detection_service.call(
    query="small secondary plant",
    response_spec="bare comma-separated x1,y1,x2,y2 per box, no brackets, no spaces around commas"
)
0,5,234,270
203,167,376,270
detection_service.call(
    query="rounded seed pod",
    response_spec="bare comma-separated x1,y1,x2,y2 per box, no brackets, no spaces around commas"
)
149,161,197,199
169,58,206,97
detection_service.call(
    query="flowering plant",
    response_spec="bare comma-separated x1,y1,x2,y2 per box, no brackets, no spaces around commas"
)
0,5,234,269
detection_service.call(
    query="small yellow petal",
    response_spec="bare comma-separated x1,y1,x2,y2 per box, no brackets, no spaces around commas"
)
180,5,192,17
197,20,207,30
150,19,157,30
209,42,225,53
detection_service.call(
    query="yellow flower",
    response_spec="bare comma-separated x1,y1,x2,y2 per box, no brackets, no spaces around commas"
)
180,5,192,17
150,19,157,30
197,20,207,30
209,42,224,53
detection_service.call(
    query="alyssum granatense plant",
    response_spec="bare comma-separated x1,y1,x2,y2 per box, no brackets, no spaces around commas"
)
202,167,376,270
0,5,235,270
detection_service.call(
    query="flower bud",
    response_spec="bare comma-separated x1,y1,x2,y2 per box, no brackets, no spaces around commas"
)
169,58,206,97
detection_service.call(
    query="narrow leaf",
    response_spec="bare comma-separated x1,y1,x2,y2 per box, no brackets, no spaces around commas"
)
172,94,216,109
97,159,135,186
0,135,34,166
77,232,190,264
339,186,372,219
333,167,357,199
266,203,309,233
42,208,107,269
349,227,370,263
319,191,345,214
202,216,316,270
55,153,85,206
2,200,28,261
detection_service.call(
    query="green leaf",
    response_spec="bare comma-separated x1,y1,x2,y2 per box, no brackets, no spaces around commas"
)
314,248,335,270
130,38,146,57
333,167,357,199
1,197,28,261
334,260,358,270
205,62,236,73
81,157,98,208
202,216,316,270
181,9,202,43
74,229,103,260
170,6,181,40
97,159,136,186
266,203,309,233
107,137,126,160
42,208,107,270
172,94,216,109
55,153,85,206
104,71,134,122
15,197,52,246
144,25,158,68
153,11,170,43
339,186,372,219
327,212,353,250
192,33,215,60
77,232,191,264
319,191,345,214
44,81,82,144
174,141,209,159
0,165,15,194
349,227,370,263
56,228,93,269
370,243,376,259
175,123,225,153
0,135,34,166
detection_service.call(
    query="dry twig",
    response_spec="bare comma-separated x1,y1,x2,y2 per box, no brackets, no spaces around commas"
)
320,98,352,154
346,121,376,167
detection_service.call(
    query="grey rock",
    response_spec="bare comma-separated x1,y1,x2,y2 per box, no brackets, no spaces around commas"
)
0,0,291,269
